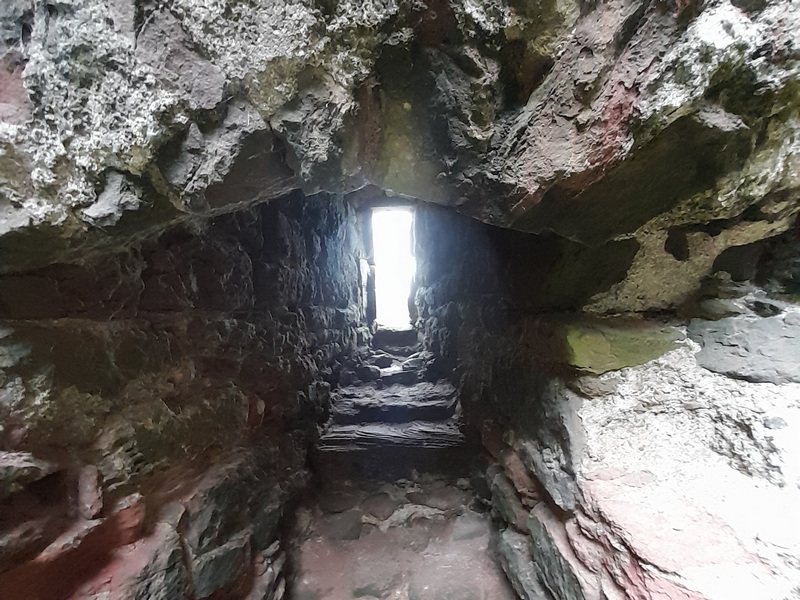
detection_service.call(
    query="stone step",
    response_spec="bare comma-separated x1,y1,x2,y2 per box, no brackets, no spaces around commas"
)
379,365,420,386
331,381,457,425
371,327,419,353
367,351,396,368
376,344,418,357
367,350,426,368
318,420,464,452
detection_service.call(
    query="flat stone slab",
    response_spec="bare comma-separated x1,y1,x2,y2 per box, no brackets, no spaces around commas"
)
331,381,457,425
689,311,800,383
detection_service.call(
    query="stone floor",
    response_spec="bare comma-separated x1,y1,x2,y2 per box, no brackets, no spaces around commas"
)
289,473,518,600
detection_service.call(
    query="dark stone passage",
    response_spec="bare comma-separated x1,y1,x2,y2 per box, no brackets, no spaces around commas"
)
292,328,518,600
1,188,799,600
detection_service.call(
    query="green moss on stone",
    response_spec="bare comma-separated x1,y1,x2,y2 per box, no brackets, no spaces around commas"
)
564,321,684,374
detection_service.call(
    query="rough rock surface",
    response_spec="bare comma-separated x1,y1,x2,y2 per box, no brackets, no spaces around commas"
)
689,308,800,383
0,0,798,310
414,205,800,600
0,452,56,501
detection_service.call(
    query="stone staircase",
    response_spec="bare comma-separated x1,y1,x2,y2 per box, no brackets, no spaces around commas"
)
319,327,463,451
298,330,519,600
315,327,466,477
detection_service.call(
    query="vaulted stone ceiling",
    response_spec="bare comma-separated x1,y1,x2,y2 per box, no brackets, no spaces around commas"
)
1,0,798,312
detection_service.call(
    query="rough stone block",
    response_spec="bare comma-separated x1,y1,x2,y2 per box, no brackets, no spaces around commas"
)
527,505,601,600
180,454,289,556
119,523,192,600
497,529,551,600
518,441,579,512
190,530,250,599
318,510,364,541
362,492,404,520
355,364,381,381
501,452,539,507
77,465,103,520
491,473,531,533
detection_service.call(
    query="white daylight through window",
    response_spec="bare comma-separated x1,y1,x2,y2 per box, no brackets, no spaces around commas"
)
372,207,416,329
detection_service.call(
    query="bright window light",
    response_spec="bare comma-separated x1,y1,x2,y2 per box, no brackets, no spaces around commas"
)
372,207,416,329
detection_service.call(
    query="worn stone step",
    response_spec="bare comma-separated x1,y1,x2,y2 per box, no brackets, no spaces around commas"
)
376,344,418,357
367,351,396,368
379,365,420,386
367,350,426,369
331,381,457,425
318,420,464,451
372,327,419,352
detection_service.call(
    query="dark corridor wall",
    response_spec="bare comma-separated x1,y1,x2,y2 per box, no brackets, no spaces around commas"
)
0,192,368,599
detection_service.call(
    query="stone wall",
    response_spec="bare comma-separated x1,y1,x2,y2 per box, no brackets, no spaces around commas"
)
413,203,642,379
0,192,368,599
414,203,800,600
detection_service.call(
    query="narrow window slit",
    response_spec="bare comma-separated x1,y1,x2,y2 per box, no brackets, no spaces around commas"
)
371,207,416,329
